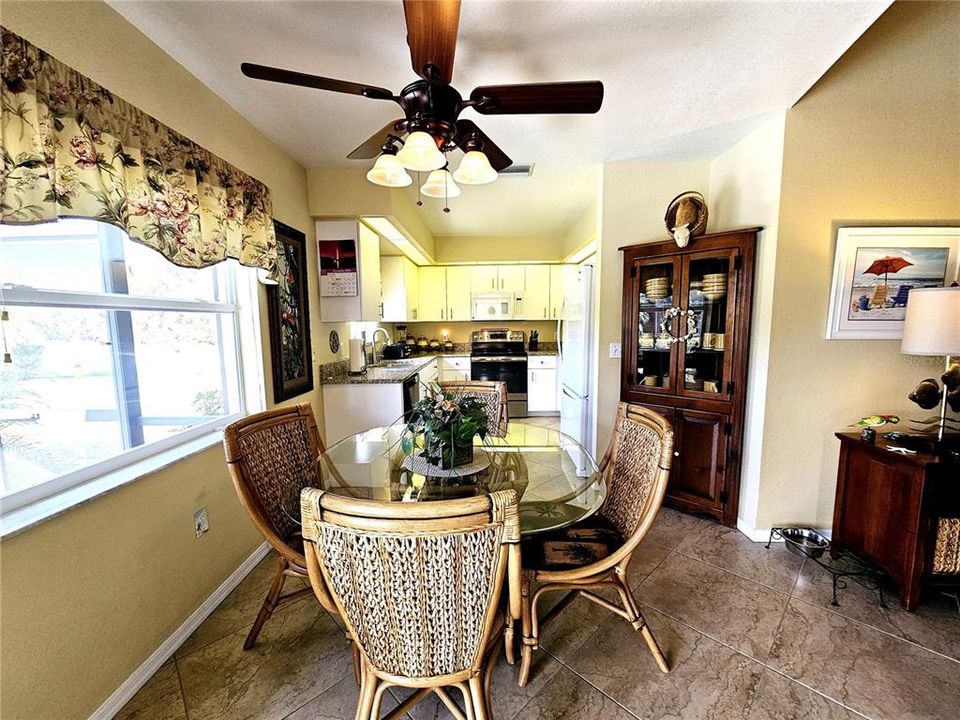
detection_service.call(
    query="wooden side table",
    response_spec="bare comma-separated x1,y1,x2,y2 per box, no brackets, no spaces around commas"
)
832,432,960,610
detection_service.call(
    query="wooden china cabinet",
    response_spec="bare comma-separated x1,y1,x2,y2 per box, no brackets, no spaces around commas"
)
620,228,759,526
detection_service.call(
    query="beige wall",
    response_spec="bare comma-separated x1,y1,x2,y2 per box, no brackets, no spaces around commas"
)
757,0,960,528
707,111,786,530
0,3,318,718
563,202,598,259
434,235,567,263
596,161,711,452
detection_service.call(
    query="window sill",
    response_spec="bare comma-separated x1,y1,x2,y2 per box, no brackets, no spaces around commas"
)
0,430,225,539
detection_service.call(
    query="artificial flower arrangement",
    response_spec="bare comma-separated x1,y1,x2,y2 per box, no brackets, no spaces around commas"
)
401,382,490,469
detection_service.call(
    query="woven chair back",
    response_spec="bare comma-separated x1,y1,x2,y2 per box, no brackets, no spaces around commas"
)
223,404,323,550
301,489,519,680
598,403,674,540
439,380,509,438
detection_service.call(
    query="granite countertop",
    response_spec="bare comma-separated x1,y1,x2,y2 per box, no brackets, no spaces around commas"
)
527,349,560,356
320,354,441,386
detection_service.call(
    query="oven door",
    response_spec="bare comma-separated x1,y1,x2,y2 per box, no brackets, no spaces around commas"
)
471,357,528,417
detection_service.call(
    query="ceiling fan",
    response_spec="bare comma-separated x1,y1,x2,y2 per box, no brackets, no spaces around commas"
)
241,0,603,208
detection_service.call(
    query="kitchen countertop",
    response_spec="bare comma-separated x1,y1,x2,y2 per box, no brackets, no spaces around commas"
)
527,349,559,356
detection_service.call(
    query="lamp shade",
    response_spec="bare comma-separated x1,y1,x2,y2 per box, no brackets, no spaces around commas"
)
366,153,412,187
420,169,461,199
396,131,446,172
453,151,498,185
901,286,960,355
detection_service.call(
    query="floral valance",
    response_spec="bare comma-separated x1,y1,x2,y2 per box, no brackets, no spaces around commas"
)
1,27,276,275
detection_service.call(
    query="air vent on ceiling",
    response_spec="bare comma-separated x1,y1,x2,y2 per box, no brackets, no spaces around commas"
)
498,162,535,178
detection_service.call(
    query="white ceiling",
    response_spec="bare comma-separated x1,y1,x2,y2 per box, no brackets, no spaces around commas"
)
111,0,888,236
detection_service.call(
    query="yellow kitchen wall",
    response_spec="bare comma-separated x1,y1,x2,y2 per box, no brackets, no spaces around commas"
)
434,235,567,263
0,2,319,718
757,0,960,529
596,161,711,453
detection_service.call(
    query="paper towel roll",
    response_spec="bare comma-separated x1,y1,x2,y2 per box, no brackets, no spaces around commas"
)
349,338,367,374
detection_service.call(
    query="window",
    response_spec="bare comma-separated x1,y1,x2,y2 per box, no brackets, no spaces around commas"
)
0,219,256,511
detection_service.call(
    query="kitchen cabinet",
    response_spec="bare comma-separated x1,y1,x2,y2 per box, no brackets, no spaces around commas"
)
550,265,571,320
440,356,471,382
418,266,447,321
620,228,759,526
522,266,551,320
380,256,419,321
445,266,472,322
528,355,559,413
471,266,499,292
420,357,440,386
497,265,525,292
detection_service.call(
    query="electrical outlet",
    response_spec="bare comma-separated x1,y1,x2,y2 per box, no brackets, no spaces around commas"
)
194,506,209,537
609,342,622,359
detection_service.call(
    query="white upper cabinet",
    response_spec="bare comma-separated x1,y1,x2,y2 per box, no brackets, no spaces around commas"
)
418,266,447,321
522,266,551,320
318,220,381,322
497,265,525,292
445,266,472,322
380,256,419,321
550,265,572,320
471,266,499,292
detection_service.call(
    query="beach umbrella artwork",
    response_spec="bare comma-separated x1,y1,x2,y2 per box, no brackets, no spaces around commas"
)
863,255,913,287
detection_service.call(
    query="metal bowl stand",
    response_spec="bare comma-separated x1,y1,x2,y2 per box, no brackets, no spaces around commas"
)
766,527,888,608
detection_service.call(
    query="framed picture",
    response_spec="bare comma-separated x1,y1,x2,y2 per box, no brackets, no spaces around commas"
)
267,220,313,402
826,226,960,340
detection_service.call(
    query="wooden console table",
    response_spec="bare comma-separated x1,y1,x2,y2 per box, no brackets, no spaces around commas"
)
832,432,960,610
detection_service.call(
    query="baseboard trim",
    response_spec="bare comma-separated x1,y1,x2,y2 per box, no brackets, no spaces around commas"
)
736,518,832,543
89,541,271,720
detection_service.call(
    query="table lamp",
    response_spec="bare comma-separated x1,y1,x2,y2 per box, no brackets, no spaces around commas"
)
901,286,960,442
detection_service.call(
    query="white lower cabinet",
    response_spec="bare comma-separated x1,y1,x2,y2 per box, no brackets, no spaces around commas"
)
527,355,559,413
440,356,471,383
420,358,440,386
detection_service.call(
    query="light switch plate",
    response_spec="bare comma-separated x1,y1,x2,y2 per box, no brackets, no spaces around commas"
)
609,342,622,359
194,507,209,537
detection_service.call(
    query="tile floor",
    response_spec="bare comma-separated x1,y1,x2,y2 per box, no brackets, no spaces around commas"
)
117,419,960,720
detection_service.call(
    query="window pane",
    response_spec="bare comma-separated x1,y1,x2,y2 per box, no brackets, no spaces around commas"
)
129,310,240,442
0,307,123,495
0,219,106,293
124,240,226,302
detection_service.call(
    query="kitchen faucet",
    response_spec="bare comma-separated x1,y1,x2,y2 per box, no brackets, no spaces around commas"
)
371,327,391,365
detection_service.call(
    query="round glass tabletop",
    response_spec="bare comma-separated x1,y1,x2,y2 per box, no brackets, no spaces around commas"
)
317,421,606,535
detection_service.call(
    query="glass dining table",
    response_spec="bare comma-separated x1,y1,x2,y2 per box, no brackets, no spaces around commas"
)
316,422,606,535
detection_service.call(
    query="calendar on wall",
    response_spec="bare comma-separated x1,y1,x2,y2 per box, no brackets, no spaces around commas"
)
318,239,358,297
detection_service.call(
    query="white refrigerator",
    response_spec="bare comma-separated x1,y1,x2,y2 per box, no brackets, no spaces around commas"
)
558,264,596,475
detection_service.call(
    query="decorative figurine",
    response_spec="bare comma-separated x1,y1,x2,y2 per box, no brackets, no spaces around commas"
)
908,378,943,410
664,191,708,248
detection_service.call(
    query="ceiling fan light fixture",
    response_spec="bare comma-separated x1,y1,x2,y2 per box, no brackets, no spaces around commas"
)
452,150,498,185
396,131,446,172
366,152,412,187
420,168,461,199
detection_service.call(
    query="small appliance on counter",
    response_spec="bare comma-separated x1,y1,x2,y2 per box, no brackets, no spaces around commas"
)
428,338,441,351
529,330,539,351
382,342,409,360
348,337,367,375
416,335,429,352
443,338,455,352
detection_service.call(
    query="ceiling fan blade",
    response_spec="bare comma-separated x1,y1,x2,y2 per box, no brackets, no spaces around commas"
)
455,119,512,172
403,0,461,84
240,63,396,101
347,120,406,159
469,81,604,114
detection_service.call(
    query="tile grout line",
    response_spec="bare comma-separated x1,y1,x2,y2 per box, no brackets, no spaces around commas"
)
669,543,803,595
172,655,191,720
513,657,645,720
634,599,873,719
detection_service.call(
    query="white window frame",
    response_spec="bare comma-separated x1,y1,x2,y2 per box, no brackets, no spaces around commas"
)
0,223,265,525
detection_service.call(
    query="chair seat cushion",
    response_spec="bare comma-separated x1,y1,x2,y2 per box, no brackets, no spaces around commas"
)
521,515,624,571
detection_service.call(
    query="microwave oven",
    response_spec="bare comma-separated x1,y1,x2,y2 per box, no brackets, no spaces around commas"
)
471,292,518,321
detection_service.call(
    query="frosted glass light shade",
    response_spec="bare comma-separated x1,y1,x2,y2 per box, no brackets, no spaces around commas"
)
453,150,498,185
420,169,461,199
396,131,446,172
901,286,960,355
366,154,412,187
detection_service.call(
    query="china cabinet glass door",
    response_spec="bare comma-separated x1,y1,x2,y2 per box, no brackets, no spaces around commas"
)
678,250,739,400
631,257,680,394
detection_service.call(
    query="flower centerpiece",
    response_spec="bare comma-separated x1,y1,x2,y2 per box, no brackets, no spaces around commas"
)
401,382,490,470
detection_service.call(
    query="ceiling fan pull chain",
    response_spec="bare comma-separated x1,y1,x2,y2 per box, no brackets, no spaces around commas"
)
443,171,450,213
417,170,423,206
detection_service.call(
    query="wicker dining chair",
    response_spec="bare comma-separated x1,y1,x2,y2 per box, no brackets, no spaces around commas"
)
300,488,522,720
439,380,510,438
222,403,337,650
513,402,674,686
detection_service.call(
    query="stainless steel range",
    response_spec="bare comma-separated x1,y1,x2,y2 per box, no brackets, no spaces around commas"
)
470,328,528,417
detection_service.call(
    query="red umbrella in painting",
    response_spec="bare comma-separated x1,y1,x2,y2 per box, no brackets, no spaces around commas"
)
863,256,913,286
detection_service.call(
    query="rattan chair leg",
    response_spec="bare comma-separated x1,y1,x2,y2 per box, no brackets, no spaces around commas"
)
453,682,476,720
351,641,362,686
370,681,393,720
641,624,670,673
356,665,378,720
518,575,534,687
243,556,287,650
504,620,516,665
435,688,469,720
469,675,490,720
